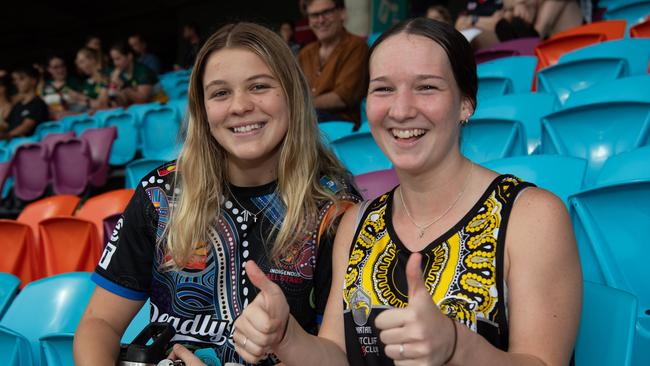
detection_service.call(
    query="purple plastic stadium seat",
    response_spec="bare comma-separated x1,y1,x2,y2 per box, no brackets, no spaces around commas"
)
80,127,117,187
41,132,76,155
50,138,92,196
354,169,400,200
475,37,540,64
11,143,50,201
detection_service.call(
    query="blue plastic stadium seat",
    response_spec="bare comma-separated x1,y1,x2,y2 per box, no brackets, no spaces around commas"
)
563,75,650,109
477,56,538,94
575,281,637,366
331,132,391,175
34,120,68,141
126,102,164,126
595,146,650,187
477,76,512,102
461,119,527,164
541,100,650,186
141,105,183,161
319,121,355,144
103,111,139,166
472,92,557,154
121,299,151,344
482,155,587,204
0,272,95,366
0,273,19,320
559,38,650,76
166,98,189,124
604,0,650,27
125,159,167,189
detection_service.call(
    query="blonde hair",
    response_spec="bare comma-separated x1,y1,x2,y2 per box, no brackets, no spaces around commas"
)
164,22,350,268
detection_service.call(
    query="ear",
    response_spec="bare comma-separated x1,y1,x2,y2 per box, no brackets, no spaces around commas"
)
460,96,475,121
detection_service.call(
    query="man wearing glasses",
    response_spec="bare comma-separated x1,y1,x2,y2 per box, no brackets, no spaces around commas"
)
298,0,368,127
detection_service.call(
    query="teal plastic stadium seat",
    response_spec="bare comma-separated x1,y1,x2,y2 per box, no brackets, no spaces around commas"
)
319,121,355,144
34,121,68,141
575,281,637,366
121,299,151,344
0,273,19,320
125,159,167,189
0,272,95,366
104,112,139,166
0,326,32,365
67,115,101,137
563,75,650,109
5,136,39,156
541,101,650,186
141,106,183,161
604,0,650,26
472,92,557,154
331,132,391,176
482,155,587,204
461,119,527,164
477,56,537,93
126,102,164,126
559,38,650,76
477,76,512,101
595,146,650,187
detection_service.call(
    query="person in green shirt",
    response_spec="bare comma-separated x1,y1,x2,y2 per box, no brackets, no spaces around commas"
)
108,42,166,106
72,47,110,112
40,55,85,118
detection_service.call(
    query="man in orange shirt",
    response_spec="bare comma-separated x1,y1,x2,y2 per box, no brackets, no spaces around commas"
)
298,0,368,126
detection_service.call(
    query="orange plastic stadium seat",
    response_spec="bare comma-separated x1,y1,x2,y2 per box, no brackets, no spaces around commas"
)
630,17,650,38
15,194,81,243
38,217,101,276
75,188,134,244
0,221,40,286
554,20,627,41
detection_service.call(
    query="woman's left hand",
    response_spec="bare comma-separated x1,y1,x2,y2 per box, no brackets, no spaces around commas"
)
167,344,206,366
375,253,456,366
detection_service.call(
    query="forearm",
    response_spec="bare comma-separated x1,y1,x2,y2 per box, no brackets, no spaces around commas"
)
313,92,346,110
275,316,349,366
73,317,123,366
8,119,36,138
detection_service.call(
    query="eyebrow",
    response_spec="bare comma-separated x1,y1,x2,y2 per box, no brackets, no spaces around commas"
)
204,73,277,89
369,74,445,83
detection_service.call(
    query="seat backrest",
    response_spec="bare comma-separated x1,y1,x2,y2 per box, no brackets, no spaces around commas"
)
331,132,392,175
40,132,75,156
354,169,399,200
126,102,164,126
10,143,49,201
38,217,101,276
460,119,527,164
477,56,538,93
553,19,628,41
477,76,512,101
141,106,182,160
91,108,125,125
473,92,557,154
319,121,355,144
0,273,20,319
558,38,650,75
67,115,101,136
165,98,189,124
0,272,95,366
16,194,81,243
541,101,650,185
604,0,650,25
34,120,68,140
563,74,650,108
5,136,40,156
0,222,39,286
80,126,117,187
535,33,606,71
104,112,139,166
125,159,166,189
595,146,650,187
75,188,135,242
50,138,91,196
569,180,650,317
575,281,637,366
483,155,587,204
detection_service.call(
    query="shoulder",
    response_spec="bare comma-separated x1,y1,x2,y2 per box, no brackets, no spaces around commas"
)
319,174,362,205
298,41,320,59
137,160,178,194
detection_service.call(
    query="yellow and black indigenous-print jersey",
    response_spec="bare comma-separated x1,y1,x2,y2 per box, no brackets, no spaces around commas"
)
343,175,534,366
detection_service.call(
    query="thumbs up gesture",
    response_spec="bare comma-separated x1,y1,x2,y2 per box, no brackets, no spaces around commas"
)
232,261,290,364
374,253,457,365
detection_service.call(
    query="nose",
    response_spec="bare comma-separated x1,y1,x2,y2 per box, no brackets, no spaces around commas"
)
387,88,417,122
230,90,254,115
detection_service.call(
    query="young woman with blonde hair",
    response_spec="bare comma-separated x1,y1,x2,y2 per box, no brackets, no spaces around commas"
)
74,22,359,365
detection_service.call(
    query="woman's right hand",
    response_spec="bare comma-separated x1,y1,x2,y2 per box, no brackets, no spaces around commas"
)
167,344,206,366
232,261,290,364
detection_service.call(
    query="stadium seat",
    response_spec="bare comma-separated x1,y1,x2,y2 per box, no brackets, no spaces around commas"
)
125,158,166,189
553,19,628,41
13,194,80,244
103,111,139,166
575,281,637,366
64,114,101,137
91,108,125,125
604,0,650,26
121,299,151,344
11,143,49,201
563,75,650,108
319,121,355,144
471,92,557,154
367,32,381,47
354,169,399,200
558,38,650,76
477,56,538,93
331,132,391,176
75,188,134,244
540,100,650,185
477,76,512,101
40,131,75,156
126,102,163,126
535,33,606,71
0,273,20,319
38,217,101,276
50,138,92,196
80,127,117,187
5,136,39,156
630,16,650,37
474,37,540,64
141,105,182,160
34,120,68,140
461,119,527,164
0,272,95,366
166,98,189,124
483,155,587,204
595,146,650,186
0,221,39,286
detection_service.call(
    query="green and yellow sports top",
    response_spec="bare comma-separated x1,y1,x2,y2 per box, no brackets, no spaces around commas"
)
343,175,534,366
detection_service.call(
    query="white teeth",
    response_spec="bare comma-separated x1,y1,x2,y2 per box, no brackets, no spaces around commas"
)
391,128,426,139
233,123,263,133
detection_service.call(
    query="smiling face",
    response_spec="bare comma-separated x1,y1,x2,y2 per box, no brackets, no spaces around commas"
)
76,51,97,76
110,49,131,71
202,47,289,179
366,33,473,174
47,57,67,81
306,0,345,43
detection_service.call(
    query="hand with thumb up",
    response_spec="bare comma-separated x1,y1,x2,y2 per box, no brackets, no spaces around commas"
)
375,253,457,365
232,261,290,364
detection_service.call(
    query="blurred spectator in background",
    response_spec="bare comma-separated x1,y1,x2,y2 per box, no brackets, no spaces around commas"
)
529,0,584,39
279,20,302,55
73,47,109,112
108,42,166,106
0,75,13,126
0,66,49,139
426,4,453,24
298,0,368,126
86,35,110,70
128,34,162,74
294,0,318,46
40,55,84,119
175,22,202,70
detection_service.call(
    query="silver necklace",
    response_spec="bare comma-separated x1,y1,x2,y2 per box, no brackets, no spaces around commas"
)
227,189,275,223
399,162,474,239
